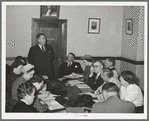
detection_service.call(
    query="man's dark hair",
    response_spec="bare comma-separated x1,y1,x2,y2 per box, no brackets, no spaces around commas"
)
121,71,135,84
29,75,44,84
10,60,24,72
102,69,113,78
69,52,75,58
15,56,27,65
102,82,119,93
107,58,115,66
36,33,46,39
17,81,35,99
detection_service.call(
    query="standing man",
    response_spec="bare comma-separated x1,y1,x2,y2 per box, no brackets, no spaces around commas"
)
28,33,54,79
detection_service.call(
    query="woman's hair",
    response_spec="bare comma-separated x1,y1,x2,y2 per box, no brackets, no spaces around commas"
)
26,67,35,74
15,56,27,65
29,75,44,84
17,81,35,99
10,60,24,72
84,59,94,63
121,70,135,84
102,69,113,78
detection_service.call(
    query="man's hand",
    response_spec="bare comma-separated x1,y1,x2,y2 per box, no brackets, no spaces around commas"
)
89,66,94,77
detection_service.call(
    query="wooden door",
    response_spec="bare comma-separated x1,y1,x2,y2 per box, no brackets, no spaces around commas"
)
31,18,67,77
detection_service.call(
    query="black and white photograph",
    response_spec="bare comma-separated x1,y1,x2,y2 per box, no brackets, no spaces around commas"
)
1,1,148,120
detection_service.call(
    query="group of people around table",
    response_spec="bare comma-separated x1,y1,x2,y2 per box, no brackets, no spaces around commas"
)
6,33,144,113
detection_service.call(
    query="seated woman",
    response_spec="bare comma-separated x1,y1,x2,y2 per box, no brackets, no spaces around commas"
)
119,71,143,108
94,69,121,96
29,75,49,112
81,55,94,84
12,81,37,112
6,60,24,95
104,58,119,78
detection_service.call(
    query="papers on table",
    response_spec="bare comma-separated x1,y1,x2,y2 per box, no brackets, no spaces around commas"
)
58,77,65,82
42,75,49,80
67,80,84,86
64,74,83,79
76,84,93,93
79,92,97,98
46,99,65,111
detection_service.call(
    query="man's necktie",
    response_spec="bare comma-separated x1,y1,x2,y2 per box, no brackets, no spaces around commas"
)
42,46,45,52
68,62,71,67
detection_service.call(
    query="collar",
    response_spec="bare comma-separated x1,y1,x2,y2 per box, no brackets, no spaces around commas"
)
20,99,29,105
38,44,45,49
107,95,118,100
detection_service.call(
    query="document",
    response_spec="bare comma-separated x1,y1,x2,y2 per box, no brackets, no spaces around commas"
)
76,84,94,93
79,92,97,98
46,100,65,111
68,80,84,86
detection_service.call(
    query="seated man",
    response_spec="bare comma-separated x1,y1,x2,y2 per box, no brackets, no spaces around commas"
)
104,58,119,78
91,82,135,113
12,81,37,112
87,60,104,91
59,52,83,76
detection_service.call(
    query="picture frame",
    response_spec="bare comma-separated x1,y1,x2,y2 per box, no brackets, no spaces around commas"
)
88,18,101,34
126,19,133,35
40,5,60,19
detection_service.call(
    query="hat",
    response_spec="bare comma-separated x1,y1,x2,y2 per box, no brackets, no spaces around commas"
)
22,64,34,73
81,55,93,60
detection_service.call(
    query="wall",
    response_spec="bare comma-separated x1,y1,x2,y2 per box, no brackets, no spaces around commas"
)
6,5,144,90
6,5,123,58
60,6,123,56
6,5,40,57
120,6,144,90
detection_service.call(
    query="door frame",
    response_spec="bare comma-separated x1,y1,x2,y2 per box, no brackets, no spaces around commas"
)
31,18,67,76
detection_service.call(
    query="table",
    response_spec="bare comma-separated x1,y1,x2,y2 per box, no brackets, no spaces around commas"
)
42,76,101,113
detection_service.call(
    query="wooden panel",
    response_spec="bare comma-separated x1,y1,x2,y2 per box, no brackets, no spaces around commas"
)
6,56,144,65
40,27,59,77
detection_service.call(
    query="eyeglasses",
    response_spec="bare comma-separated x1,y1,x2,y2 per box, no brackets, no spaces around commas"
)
93,65,99,68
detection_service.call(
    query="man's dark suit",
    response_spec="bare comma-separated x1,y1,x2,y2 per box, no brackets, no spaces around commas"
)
87,72,104,91
28,44,54,78
91,96,135,113
59,62,83,76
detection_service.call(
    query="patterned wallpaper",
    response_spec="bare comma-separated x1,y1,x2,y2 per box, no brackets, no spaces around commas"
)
121,6,144,61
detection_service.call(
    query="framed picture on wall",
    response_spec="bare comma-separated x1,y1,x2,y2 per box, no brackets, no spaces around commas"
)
126,19,133,35
40,5,60,19
88,18,101,34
